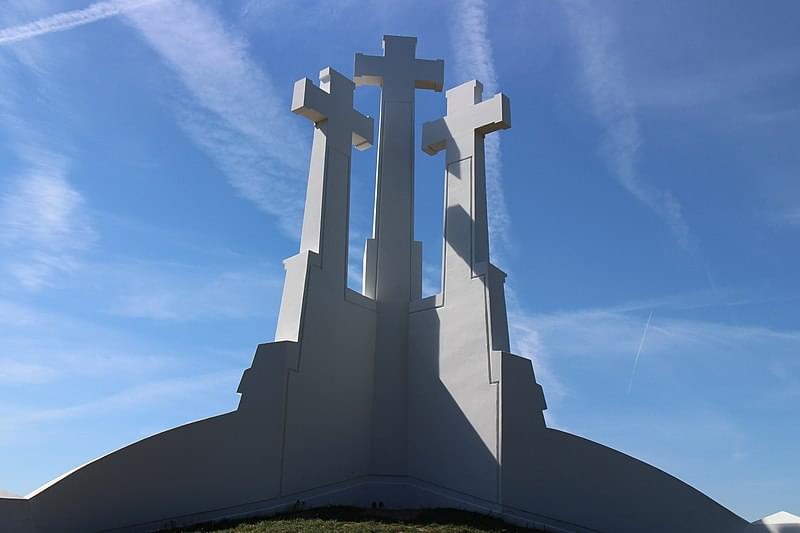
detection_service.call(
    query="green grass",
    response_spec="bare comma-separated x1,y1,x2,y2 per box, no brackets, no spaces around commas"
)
162,506,546,532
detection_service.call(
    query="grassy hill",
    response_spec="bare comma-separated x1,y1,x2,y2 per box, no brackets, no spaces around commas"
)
162,506,547,532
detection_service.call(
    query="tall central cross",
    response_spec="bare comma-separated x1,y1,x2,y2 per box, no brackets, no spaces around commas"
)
354,36,443,475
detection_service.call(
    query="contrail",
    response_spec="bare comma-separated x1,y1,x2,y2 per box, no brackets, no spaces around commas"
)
627,310,653,394
451,0,512,267
0,0,164,46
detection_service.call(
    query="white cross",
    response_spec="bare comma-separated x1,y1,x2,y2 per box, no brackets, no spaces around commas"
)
421,80,510,162
291,67,373,283
353,36,444,475
421,80,510,284
292,67,373,154
354,35,443,101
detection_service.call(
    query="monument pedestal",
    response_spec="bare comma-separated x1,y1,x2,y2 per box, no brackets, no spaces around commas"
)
0,36,760,533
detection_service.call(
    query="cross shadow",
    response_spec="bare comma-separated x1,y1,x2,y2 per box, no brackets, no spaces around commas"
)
409,202,747,533
4,212,748,533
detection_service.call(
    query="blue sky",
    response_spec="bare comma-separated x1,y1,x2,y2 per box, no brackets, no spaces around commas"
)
0,0,798,521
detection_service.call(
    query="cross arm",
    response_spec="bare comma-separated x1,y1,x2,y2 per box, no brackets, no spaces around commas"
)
473,93,511,135
352,112,374,151
291,77,328,123
353,53,384,87
414,58,444,92
421,90,511,156
421,118,448,156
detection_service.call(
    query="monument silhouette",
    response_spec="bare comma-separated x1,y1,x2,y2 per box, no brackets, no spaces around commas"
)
0,36,773,533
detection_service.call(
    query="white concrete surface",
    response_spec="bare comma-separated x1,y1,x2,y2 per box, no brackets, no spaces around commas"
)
0,36,763,533
354,35,444,476
747,512,800,533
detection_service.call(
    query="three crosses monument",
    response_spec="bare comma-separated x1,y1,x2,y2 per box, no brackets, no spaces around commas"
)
0,36,758,533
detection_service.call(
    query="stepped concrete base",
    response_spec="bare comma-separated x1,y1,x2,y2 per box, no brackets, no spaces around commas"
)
0,476,618,533
0,35,764,533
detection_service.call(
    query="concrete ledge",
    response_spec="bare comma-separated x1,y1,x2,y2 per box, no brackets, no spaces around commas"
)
409,294,444,313
344,288,376,310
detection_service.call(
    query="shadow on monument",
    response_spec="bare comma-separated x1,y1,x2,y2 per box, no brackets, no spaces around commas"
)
0,44,755,533
407,203,747,533
0,210,749,533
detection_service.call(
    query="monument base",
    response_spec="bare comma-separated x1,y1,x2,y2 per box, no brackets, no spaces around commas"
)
0,34,774,533
0,400,748,533
0,475,602,533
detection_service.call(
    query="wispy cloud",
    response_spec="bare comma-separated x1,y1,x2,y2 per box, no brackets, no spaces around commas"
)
102,260,281,321
124,0,308,236
0,365,242,496
528,306,800,359
0,299,41,327
780,208,800,226
0,0,163,46
0,9,96,292
562,0,691,248
747,105,800,126
0,360,56,385
0,151,95,289
452,0,498,95
508,301,569,409
421,262,441,297
347,229,367,291
628,47,800,116
523,303,800,417
0,0,312,237
0,351,171,386
508,284,800,412
451,0,512,265
0,297,178,385
0,370,238,426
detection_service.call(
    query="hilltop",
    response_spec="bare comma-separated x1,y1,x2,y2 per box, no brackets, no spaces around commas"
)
160,507,546,532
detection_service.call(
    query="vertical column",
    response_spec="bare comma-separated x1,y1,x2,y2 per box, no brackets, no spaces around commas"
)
373,97,411,473
422,81,510,294
297,126,352,284
276,69,373,342
293,69,373,281
355,36,444,474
